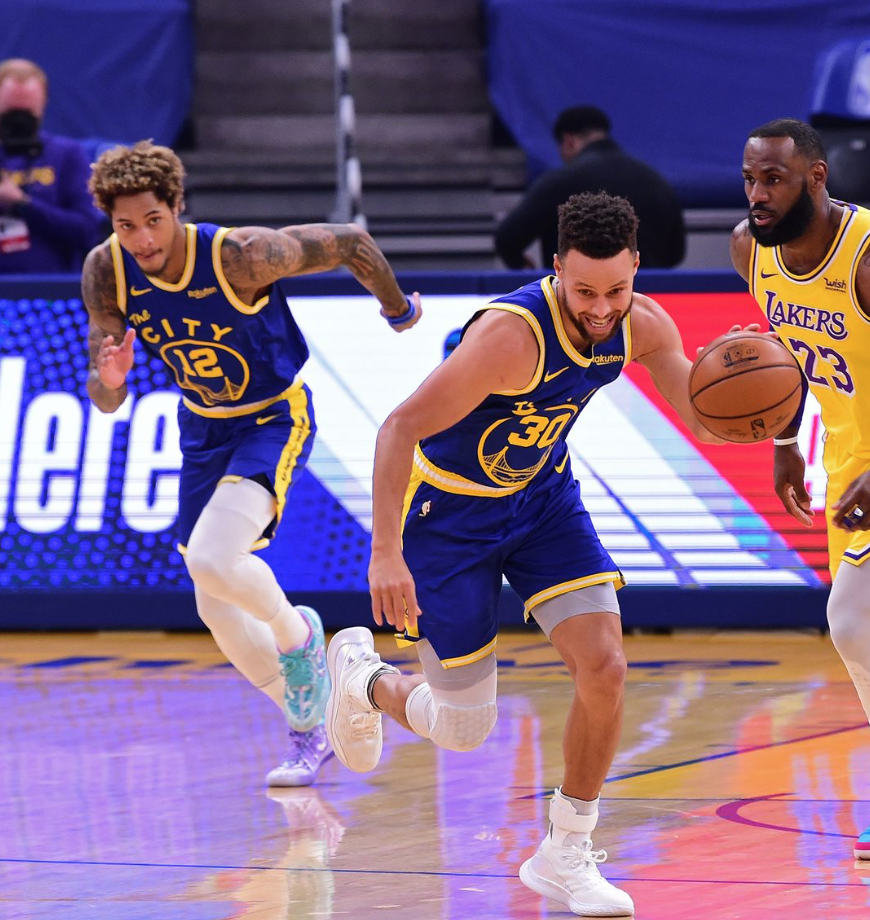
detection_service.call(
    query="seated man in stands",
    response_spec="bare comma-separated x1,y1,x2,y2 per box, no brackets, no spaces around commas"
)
0,58,103,273
495,105,686,270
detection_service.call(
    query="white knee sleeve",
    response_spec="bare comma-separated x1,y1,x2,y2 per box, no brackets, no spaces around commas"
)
194,585,285,711
405,660,498,752
828,560,870,723
184,480,287,623
428,699,498,752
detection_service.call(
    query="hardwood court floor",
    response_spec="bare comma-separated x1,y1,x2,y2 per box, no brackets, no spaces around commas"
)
2,629,870,919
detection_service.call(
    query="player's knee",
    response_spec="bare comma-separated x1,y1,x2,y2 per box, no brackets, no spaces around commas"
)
184,541,230,595
828,603,863,661
575,648,627,698
429,700,498,752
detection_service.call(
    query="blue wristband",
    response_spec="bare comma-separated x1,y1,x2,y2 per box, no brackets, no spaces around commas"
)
382,296,416,327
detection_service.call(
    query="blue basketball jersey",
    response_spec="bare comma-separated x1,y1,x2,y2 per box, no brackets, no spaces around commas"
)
109,223,309,417
417,275,631,495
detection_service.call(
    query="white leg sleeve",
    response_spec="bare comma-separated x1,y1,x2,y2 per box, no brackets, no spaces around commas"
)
194,584,285,712
828,560,870,723
184,479,307,650
404,652,499,752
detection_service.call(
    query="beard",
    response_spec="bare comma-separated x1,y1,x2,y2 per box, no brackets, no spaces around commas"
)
748,181,816,247
558,284,630,347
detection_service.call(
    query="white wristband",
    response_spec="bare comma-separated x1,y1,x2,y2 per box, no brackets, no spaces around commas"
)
772,435,799,446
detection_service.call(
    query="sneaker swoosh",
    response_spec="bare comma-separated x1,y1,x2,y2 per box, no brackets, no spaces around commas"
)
544,366,570,382
256,414,280,425
130,286,153,296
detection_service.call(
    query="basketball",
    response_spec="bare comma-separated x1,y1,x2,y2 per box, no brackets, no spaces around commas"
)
688,331,803,442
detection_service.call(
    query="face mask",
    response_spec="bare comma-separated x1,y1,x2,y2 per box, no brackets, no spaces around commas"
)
0,109,43,156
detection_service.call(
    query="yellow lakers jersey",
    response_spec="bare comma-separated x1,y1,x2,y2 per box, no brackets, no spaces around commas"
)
750,201,870,459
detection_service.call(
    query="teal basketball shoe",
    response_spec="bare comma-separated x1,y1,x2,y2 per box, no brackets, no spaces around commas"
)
279,606,330,732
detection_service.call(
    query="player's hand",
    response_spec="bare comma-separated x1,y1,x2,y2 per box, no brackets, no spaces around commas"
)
381,292,422,333
832,471,870,531
0,175,25,207
369,548,423,633
695,323,776,355
773,443,813,527
97,328,136,390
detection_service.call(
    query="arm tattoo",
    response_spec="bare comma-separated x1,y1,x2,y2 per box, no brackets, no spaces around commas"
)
82,246,127,410
221,224,406,313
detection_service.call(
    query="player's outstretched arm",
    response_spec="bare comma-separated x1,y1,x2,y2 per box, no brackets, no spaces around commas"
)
632,297,724,444
221,224,421,330
82,245,133,413
369,310,538,633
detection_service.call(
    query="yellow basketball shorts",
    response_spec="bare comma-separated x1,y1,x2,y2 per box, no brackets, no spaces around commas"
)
824,436,870,578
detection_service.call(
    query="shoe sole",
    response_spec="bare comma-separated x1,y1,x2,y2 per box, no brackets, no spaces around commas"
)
265,750,334,787
855,847,870,859
519,858,634,917
325,627,380,772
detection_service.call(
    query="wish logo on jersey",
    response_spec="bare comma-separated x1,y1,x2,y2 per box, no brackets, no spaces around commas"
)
158,338,250,406
477,399,579,486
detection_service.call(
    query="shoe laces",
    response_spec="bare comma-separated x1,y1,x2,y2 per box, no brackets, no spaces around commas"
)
283,652,322,689
348,711,380,740
563,840,608,872
284,729,305,760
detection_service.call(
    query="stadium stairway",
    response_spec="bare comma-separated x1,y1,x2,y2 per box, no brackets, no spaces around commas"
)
186,0,527,270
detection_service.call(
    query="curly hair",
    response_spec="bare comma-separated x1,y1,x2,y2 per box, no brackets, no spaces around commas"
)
89,140,185,215
557,191,638,259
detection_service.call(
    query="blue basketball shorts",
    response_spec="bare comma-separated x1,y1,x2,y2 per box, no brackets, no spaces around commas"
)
175,383,315,551
398,464,624,668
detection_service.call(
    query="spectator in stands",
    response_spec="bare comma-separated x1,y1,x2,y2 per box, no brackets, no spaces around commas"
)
0,58,103,273
495,105,686,269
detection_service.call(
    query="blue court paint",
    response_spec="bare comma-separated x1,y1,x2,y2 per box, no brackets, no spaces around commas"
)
22,656,116,668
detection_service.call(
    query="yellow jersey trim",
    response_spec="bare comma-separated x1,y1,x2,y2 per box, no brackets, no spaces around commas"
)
480,302,546,396
146,223,197,291
524,571,625,618
440,637,498,670
400,464,425,544
212,226,271,315
273,385,313,526
748,236,758,301
772,206,853,283
414,444,528,497
181,376,303,418
543,276,593,367
108,235,128,317
622,312,633,364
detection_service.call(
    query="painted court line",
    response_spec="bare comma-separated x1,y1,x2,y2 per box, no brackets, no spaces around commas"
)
607,721,867,782
1,856,869,887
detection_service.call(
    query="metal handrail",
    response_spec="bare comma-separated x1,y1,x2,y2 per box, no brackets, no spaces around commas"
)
332,0,366,228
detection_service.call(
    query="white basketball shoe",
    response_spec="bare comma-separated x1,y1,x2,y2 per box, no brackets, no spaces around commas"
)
520,789,634,917
325,627,399,773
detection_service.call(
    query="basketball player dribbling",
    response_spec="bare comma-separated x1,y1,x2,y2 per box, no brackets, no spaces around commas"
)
82,141,421,787
732,118,870,858
326,192,723,917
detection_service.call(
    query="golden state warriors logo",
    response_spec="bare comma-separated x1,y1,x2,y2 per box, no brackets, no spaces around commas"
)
476,400,579,486
159,339,250,406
